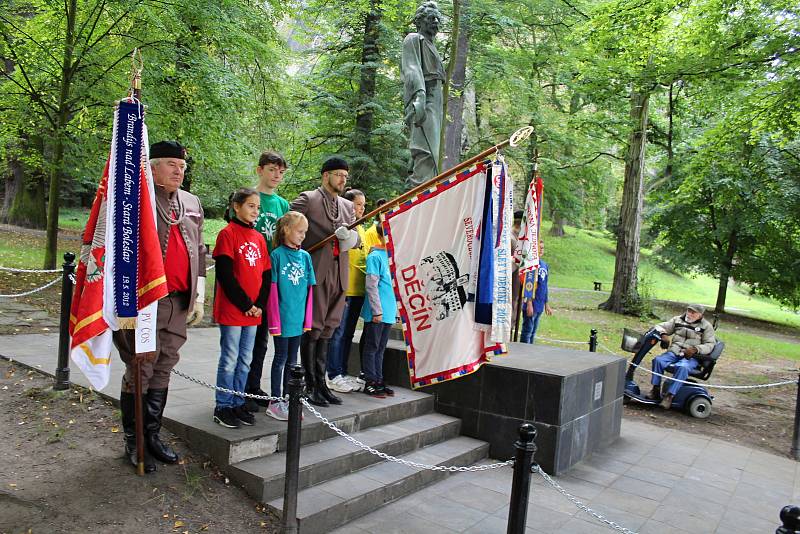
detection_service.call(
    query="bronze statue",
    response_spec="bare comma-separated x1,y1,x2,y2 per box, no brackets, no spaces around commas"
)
402,1,445,185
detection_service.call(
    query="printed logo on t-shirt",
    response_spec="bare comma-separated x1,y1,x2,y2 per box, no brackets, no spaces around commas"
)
256,212,278,242
281,261,305,286
239,241,263,267
538,265,548,281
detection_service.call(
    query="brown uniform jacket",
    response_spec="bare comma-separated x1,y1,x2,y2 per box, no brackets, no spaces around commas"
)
290,187,355,292
155,186,206,313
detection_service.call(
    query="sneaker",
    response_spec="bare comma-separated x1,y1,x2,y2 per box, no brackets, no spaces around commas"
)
364,382,386,398
233,404,255,426
328,374,355,393
213,407,240,428
341,375,361,391
379,383,395,397
265,400,289,421
349,374,366,392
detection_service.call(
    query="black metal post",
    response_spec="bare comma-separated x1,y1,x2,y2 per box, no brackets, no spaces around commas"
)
791,374,800,461
777,505,800,533
54,252,76,391
588,329,598,353
282,365,305,534
507,423,537,534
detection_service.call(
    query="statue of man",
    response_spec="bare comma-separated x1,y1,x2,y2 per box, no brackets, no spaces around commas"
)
402,1,445,186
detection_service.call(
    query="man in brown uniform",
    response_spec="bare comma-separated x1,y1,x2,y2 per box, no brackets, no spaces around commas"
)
290,157,359,407
113,141,206,473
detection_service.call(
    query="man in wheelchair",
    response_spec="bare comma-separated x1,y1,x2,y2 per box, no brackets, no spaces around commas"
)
646,304,717,409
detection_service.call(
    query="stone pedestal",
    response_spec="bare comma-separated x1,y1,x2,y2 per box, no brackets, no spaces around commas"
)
349,336,625,475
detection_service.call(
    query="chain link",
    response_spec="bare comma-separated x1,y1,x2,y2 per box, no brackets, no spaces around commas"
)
0,277,61,298
0,266,62,273
170,368,284,402
536,336,589,346
533,464,639,534
598,343,796,390
301,398,515,472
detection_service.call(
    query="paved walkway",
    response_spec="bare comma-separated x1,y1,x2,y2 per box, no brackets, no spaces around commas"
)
1,330,798,533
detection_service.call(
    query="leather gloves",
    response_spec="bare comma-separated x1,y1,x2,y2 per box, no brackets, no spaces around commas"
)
186,276,205,326
659,333,670,349
684,346,698,358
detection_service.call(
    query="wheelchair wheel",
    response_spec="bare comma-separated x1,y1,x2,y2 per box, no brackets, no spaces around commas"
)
687,396,712,419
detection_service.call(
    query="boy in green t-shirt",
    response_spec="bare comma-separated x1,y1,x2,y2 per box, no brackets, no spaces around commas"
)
246,151,290,408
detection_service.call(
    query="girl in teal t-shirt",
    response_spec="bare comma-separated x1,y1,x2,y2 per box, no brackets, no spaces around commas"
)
265,211,315,420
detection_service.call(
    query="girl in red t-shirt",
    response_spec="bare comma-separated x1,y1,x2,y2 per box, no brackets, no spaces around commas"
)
212,188,271,429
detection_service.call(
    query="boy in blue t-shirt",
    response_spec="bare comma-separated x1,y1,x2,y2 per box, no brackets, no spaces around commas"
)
360,222,397,398
520,240,554,344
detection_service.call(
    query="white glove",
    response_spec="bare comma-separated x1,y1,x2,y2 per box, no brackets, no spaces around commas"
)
335,226,358,251
186,277,206,326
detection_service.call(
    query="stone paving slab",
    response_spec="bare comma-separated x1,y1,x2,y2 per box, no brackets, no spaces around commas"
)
2,330,799,533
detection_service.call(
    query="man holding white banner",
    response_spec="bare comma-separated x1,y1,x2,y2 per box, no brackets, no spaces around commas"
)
113,140,206,472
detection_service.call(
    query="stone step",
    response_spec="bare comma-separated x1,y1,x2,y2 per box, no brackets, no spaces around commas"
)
266,436,490,534
165,387,434,467
228,412,462,502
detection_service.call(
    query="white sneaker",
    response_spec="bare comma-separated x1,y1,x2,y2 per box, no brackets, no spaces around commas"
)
342,375,362,392
329,374,354,393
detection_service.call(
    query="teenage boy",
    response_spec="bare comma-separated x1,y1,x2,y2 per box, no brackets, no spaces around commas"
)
245,151,289,408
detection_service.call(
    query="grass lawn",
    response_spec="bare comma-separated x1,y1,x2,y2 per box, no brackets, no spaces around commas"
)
544,221,800,329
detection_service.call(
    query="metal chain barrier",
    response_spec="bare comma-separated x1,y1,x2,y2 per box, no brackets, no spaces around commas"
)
170,368,284,403
301,398,514,472
0,266,62,273
598,343,796,390
170,367,513,472
536,336,588,346
0,277,61,298
533,464,639,534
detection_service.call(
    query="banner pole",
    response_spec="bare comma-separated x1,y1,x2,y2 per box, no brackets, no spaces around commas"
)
131,49,146,477
308,126,533,253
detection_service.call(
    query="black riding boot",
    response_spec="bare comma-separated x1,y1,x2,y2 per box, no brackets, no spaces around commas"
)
120,392,156,473
316,338,342,405
145,388,179,464
300,335,328,407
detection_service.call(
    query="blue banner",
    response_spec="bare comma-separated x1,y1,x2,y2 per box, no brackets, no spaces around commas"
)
112,100,144,319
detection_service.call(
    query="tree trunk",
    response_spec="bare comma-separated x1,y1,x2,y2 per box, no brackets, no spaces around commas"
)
549,211,566,236
441,0,470,171
44,0,77,269
5,155,47,228
600,89,650,314
714,229,738,313
352,0,382,189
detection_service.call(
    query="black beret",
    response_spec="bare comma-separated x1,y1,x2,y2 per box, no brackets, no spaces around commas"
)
321,156,349,174
150,140,186,160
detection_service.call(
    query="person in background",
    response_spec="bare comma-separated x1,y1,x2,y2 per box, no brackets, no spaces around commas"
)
519,240,553,344
245,151,290,411
647,304,716,409
265,212,316,421
212,188,271,429
360,222,397,398
326,189,368,394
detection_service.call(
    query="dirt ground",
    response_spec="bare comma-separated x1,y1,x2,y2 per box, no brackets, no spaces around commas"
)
0,360,279,534
624,357,798,458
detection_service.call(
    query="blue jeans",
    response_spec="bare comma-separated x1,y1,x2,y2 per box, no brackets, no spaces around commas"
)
652,351,699,396
272,335,301,398
362,321,391,383
216,325,257,408
520,310,543,344
327,295,365,379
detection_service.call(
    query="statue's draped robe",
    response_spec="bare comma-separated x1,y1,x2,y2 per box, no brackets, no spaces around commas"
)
402,32,445,185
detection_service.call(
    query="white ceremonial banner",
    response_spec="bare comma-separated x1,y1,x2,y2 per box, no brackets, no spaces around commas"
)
385,164,506,389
